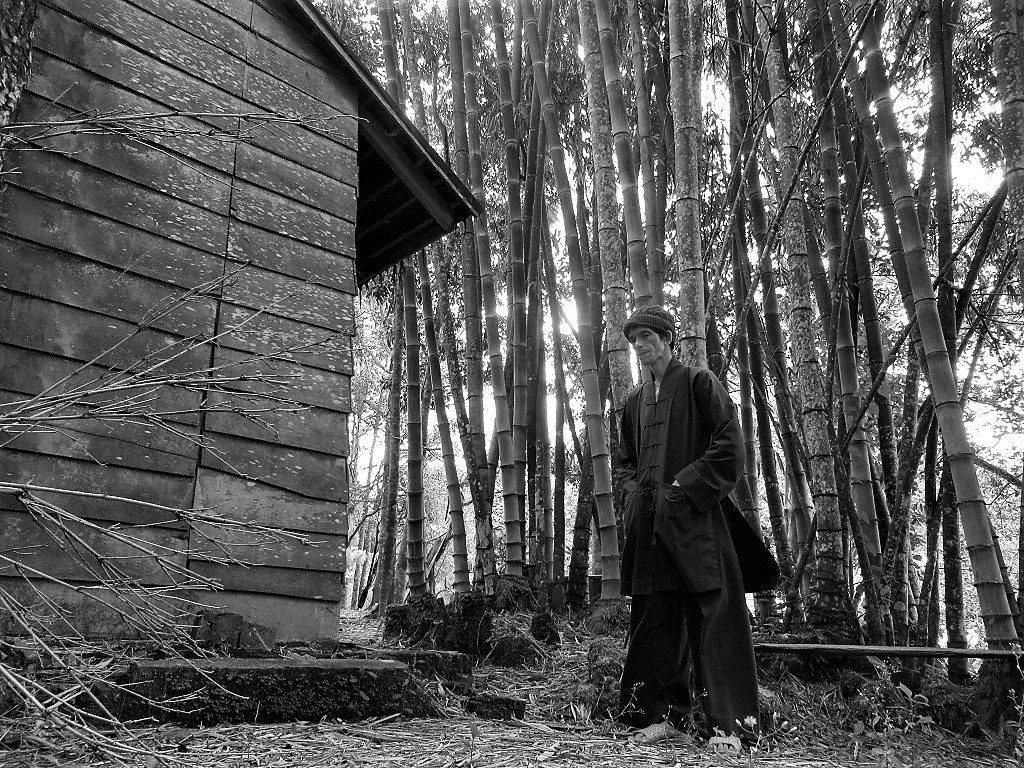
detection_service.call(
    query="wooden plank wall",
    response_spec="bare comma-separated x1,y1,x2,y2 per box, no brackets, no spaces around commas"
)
0,0,357,638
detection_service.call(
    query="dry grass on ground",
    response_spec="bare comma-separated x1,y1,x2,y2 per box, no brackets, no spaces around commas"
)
1,610,1019,767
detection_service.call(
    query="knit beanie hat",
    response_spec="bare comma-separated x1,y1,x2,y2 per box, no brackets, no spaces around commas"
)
622,305,676,343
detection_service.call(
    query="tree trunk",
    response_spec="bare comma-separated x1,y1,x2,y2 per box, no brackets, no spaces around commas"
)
626,0,662,304
989,0,1024,270
0,0,36,161
810,0,882,561
578,0,632,436
650,2,671,297
523,0,622,599
759,1,857,640
724,8,760,523
461,0,525,576
403,264,426,596
890,522,910,644
536,303,555,582
728,0,798,588
827,3,922,521
802,205,834,334
554,367,567,582
668,0,705,364
818,5,898,512
939,460,971,683
916,420,941,645
1019,458,1024,623
846,0,1018,644
593,0,651,306
376,0,403,105
736,4,817,565
435,245,497,588
989,522,1021,638
489,0,530,550
418,250,472,592
446,0,490,532
544,210,583,588
376,283,405,608
567,433,595,610
731,232,758,522
394,519,409,603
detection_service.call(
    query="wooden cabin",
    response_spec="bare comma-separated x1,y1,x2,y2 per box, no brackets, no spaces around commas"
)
0,0,477,640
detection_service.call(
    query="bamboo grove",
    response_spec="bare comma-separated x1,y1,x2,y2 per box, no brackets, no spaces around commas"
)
331,0,1024,653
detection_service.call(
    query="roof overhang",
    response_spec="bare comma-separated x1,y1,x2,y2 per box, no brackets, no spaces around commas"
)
279,0,482,285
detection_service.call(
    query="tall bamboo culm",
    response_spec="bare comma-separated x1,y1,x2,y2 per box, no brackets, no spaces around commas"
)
668,0,706,365
847,0,1017,644
736,0,813,588
375,279,405,607
418,250,471,592
445,0,490,534
809,0,881,560
593,0,651,308
989,0,1024,246
373,0,408,606
488,0,530,542
460,0,525,576
578,0,632,434
403,262,426,596
817,6,898,514
757,0,857,638
522,0,622,600
626,0,662,304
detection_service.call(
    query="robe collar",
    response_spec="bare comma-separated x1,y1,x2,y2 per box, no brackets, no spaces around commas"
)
643,357,685,405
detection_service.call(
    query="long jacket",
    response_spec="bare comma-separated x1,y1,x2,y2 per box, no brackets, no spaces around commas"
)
616,359,751,595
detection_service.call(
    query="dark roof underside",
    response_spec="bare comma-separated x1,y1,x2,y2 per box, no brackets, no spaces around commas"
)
280,0,482,286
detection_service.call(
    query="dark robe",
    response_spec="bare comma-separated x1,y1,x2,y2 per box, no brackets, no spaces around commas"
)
615,360,763,739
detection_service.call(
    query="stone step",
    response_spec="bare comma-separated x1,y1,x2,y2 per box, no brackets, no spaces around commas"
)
119,657,438,725
294,641,474,694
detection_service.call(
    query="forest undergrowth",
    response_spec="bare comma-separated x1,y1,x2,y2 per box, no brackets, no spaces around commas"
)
3,609,1018,768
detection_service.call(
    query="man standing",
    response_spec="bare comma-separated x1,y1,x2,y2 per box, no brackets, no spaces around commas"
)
615,305,763,751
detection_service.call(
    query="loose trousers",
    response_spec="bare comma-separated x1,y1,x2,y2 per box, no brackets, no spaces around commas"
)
617,510,759,738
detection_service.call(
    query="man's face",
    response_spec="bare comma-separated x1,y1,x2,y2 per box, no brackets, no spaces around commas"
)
627,326,670,365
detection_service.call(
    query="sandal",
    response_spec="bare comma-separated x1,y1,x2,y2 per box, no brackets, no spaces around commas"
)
708,734,743,756
628,721,688,746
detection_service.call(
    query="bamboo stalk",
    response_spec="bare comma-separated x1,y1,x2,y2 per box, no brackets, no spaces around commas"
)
374,277,405,608
534,271,555,582
725,6,760,527
489,0,530,556
522,0,621,599
845,0,1018,645
917,420,941,645
578,0,631,435
819,7,898,507
554,370,567,582
593,0,651,306
989,0,1024,259
756,0,856,637
460,0,526,576
403,263,426,596
418,251,471,593
668,0,705,364
1019,457,1024,623
445,0,490,533
753,643,1024,660
626,0,662,304
810,0,881,560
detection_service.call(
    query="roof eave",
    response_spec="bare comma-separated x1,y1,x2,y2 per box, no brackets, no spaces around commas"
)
278,0,482,224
